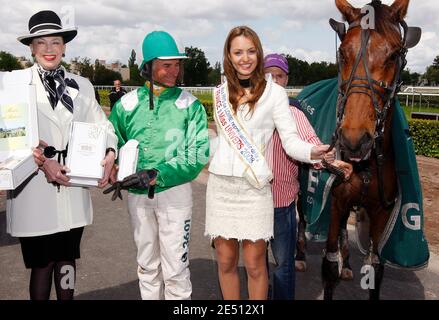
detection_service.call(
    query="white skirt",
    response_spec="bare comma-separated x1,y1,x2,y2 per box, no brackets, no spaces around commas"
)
205,173,274,242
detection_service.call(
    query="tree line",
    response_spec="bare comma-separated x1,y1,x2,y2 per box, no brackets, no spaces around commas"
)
1,49,437,87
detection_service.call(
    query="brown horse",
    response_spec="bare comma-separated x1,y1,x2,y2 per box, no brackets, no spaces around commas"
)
316,0,421,300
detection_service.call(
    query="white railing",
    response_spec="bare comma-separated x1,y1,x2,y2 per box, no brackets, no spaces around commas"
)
403,86,439,94
94,85,304,97
94,85,139,92
94,85,439,111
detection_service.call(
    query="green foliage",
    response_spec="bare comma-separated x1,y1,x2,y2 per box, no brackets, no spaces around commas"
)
125,64,144,86
94,63,122,85
401,69,421,86
192,93,213,121
183,46,210,86
71,57,121,85
0,51,23,71
193,93,213,102
423,55,439,85
425,65,439,85
200,100,213,121
128,49,136,68
72,56,94,80
124,50,144,86
98,89,110,108
207,61,221,86
283,54,338,86
285,55,310,86
408,119,439,158
60,60,71,71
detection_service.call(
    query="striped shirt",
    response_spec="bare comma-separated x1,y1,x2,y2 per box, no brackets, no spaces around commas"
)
266,104,322,208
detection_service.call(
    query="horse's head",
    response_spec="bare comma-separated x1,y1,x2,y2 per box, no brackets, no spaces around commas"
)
332,0,421,161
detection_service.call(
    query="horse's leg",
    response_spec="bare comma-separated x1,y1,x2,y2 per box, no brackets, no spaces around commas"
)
366,208,389,300
368,254,384,300
322,197,347,300
339,214,354,281
362,242,384,300
295,197,307,272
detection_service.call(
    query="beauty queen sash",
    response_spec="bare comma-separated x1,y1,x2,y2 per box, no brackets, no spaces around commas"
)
213,82,272,189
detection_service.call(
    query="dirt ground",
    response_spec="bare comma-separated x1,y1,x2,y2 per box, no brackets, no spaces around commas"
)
417,156,439,254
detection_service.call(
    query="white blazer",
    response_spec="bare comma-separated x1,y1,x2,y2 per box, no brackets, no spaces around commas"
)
6,65,117,237
209,77,317,178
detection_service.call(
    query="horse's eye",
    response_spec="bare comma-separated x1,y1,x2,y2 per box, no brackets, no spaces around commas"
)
386,52,399,64
338,51,346,64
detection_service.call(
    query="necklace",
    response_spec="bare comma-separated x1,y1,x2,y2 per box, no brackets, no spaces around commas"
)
238,78,251,88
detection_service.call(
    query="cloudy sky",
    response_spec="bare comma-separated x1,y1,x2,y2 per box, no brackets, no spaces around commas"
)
1,0,438,74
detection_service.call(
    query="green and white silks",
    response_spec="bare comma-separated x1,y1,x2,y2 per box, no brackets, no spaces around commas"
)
297,78,429,270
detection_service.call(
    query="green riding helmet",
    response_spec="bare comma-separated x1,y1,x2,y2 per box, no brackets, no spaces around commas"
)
139,31,187,70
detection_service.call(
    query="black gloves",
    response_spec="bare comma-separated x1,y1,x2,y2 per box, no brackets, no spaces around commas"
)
103,180,123,201
103,169,157,201
120,169,157,189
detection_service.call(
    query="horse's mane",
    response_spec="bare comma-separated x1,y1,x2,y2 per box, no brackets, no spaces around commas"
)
366,1,403,49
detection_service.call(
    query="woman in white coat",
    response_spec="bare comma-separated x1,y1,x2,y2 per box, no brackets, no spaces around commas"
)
6,10,117,300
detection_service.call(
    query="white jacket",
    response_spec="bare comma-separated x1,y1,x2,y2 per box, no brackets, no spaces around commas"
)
209,78,317,178
6,65,117,237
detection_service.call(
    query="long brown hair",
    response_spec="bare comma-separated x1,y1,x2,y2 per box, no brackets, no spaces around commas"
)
223,26,266,114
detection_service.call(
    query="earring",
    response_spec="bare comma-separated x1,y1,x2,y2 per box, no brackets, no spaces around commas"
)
62,53,65,57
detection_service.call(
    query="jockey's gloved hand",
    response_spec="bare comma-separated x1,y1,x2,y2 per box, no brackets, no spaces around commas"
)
103,181,123,201
103,169,157,201
120,169,157,190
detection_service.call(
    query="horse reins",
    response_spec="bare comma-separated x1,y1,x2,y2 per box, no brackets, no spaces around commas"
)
328,12,410,208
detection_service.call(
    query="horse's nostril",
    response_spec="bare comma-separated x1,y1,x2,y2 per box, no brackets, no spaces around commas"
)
339,131,372,154
359,132,373,146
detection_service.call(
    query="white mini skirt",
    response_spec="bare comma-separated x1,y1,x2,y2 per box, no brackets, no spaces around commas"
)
205,173,274,242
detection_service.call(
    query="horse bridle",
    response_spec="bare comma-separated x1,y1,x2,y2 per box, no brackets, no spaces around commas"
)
327,8,421,208
335,19,408,147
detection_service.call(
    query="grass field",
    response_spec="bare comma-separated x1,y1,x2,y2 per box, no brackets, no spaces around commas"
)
401,105,439,120
192,93,213,102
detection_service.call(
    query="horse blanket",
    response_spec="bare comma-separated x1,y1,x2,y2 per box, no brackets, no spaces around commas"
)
297,78,429,269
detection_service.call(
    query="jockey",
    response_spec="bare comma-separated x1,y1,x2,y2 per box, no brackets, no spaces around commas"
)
108,30,210,300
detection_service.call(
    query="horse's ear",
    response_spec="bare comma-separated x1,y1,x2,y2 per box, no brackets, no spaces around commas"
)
390,0,410,21
335,0,361,23
405,26,422,49
329,18,346,41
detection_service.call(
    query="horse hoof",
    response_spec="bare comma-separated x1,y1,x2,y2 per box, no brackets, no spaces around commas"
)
295,260,307,272
340,268,354,280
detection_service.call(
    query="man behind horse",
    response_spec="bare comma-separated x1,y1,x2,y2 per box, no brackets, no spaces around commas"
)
264,53,352,300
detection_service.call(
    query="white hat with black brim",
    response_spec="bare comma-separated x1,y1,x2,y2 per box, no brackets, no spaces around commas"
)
17,10,77,46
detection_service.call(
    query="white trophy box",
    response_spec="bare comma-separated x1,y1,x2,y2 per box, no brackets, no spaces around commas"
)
117,139,139,181
66,121,108,187
0,70,39,190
